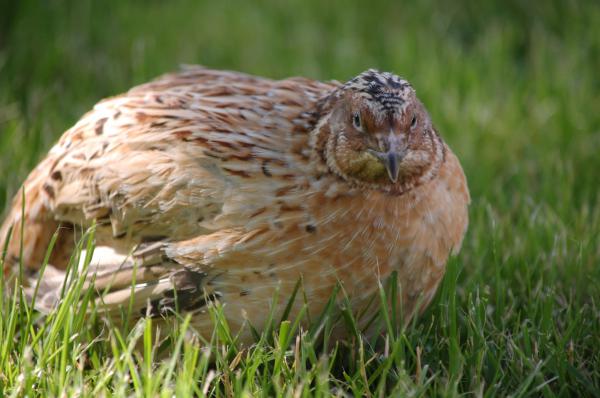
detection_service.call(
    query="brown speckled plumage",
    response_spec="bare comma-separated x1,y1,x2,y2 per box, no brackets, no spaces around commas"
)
1,66,469,343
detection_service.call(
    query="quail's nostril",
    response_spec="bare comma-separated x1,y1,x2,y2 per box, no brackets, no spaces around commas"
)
375,136,389,152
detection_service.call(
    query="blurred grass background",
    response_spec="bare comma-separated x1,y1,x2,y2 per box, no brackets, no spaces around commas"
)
0,0,599,396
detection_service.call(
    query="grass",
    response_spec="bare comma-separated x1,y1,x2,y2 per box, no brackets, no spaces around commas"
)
1,0,599,396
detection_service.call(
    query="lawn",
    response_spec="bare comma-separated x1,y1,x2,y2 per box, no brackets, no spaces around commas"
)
1,0,599,396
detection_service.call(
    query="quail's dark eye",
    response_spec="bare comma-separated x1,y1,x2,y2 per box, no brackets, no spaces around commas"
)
410,115,417,129
353,113,362,130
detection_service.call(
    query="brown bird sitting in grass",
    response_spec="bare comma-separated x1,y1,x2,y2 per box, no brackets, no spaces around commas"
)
1,66,469,344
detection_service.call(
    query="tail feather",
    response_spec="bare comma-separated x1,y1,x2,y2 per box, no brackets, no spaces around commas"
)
2,193,64,278
1,172,217,321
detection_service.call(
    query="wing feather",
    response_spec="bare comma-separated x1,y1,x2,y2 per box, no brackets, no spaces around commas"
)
1,67,335,316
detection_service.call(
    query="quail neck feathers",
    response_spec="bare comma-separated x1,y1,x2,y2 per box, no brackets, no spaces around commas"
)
1,67,470,343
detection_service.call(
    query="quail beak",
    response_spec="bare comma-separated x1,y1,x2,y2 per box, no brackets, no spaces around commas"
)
368,132,407,183
368,150,405,183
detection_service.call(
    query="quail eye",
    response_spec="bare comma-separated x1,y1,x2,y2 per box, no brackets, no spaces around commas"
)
352,113,362,130
410,115,417,129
